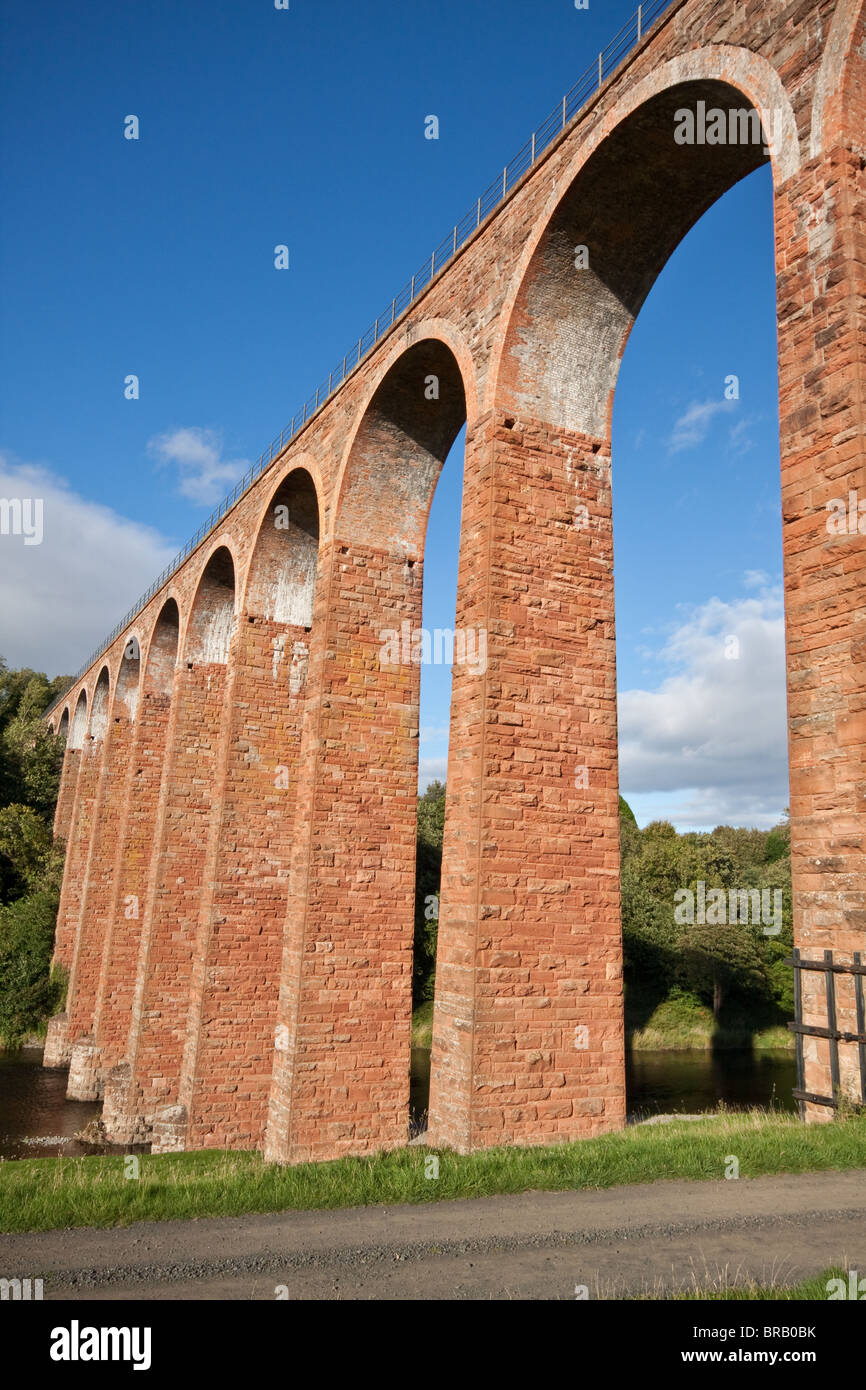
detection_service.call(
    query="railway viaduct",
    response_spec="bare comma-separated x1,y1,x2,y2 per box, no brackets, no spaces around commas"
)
43,0,865,1161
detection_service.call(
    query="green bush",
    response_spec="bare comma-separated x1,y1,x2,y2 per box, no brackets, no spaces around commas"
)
0,888,64,1048
0,658,69,1045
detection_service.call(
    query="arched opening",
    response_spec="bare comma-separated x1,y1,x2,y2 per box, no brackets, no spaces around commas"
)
245,468,319,626
429,69,797,1153
69,692,87,751
97,599,180,1099
265,336,470,1162
342,338,469,1141
89,670,110,744
498,80,771,437
115,636,141,721
144,599,180,697
122,552,238,1142
337,340,467,553
610,161,790,1116
410,423,466,1133
185,469,323,1151
351,340,469,1143
185,548,236,665
58,708,69,744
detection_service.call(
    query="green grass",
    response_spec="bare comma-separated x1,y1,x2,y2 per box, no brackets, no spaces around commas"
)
674,1268,849,1300
627,989,793,1052
1,1109,864,1235
623,1266,850,1300
411,1000,434,1048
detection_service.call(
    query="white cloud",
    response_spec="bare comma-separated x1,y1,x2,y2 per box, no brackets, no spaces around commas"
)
728,414,755,455
0,454,176,678
618,583,789,829
668,398,736,453
418,756,448,789
743,569,770,590
148,427,247,505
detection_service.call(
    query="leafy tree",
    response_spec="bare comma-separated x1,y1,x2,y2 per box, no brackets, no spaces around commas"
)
413,780,446,1004
0,804,64,901
620,861,676,980
679,918,774,1020
0,657,69,1046
765,818,790,864
0,890,65,1048
0,662,68,805
619,795,641,866
418,779,446,849
619,801,794,1030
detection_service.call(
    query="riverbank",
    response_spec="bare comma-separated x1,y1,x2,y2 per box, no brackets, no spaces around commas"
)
411,993,794,1052
1,1110,863,1234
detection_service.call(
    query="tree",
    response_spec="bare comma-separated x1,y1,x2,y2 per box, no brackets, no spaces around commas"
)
413,780,446,1004
679,918,773,1021
0,657,69,1045
619,795,641,867
0,661,66,846
0,890,65,1048
619,802,793,1030
0,804,64,902
418,779,446,849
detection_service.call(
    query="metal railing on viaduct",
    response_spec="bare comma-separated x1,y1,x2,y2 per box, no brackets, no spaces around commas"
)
46,0,673,715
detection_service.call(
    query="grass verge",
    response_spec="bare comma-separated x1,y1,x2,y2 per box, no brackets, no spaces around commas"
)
615,1265,851,1300
671,1267,849,1300
0,1109,864,1234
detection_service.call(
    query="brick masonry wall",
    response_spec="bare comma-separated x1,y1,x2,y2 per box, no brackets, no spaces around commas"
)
264,537,423,1163
47,0,865,1155
775,88,866,1110
54,739,101,1002
65,708,135,1099
94,689,172,1078
51,748,81,969
430,416,624,1150
185,616,310,1150
52,742,77,846
129,660,232,1140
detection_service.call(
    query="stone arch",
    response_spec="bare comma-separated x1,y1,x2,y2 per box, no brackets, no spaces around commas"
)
114,633,142,721
490,48,800,437
184,547,236,665
242,467,321,626
58,707,70,744
69,692,87,750
88,669,110,744
810,0,865,158
334,331,473,555
144,598,180,697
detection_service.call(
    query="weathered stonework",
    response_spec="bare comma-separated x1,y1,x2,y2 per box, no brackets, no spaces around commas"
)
42,1012,70,1069
45,0,865,1157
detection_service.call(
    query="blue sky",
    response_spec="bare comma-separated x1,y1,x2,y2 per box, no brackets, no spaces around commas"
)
0,0,788,830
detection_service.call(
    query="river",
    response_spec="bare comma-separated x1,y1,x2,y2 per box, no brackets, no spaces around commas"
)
0,1045,796,1159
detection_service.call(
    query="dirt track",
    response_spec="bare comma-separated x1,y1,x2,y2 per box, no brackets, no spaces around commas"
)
1,1170,864,1300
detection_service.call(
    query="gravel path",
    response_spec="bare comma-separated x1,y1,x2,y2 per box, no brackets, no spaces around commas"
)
1,1169,864,1300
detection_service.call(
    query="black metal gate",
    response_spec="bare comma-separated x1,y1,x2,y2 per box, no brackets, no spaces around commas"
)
788,948,866,1117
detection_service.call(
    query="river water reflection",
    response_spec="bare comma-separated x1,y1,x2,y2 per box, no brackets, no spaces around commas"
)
1,1045,796,1159
409,1046,796,1129
0,1048,99,1159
